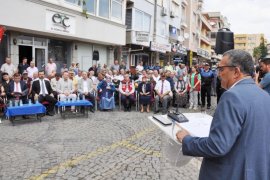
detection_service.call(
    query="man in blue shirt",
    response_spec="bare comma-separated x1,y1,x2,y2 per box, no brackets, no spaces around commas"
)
200,63,214,109
256,57,270,95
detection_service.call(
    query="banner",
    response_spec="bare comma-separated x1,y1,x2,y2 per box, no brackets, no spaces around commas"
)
0,26,6,43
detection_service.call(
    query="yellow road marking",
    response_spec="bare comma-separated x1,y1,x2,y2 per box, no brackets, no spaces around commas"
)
28,127,158,180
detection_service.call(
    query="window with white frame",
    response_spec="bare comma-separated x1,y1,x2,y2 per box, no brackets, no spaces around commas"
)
112,0,122,19
85,0,96,14
99,0,110,18
134,9,151,32
65,0,81,6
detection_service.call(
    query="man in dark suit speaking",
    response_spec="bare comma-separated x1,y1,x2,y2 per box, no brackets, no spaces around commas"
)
31,70,57,116
176,50,270,180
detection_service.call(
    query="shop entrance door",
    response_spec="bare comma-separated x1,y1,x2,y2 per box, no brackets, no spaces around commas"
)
19,45,32,64
34,47,47,71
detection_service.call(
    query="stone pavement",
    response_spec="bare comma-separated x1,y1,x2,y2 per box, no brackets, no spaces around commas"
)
0,97,217,180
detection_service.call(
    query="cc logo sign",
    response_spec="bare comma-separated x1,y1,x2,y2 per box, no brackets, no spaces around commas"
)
52,13,70,28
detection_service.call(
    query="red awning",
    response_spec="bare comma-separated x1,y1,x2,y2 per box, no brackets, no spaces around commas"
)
0,26,6,43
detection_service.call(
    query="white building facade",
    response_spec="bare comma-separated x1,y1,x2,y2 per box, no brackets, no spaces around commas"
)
0,0,126,72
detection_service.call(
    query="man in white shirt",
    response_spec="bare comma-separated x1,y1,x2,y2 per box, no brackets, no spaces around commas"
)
45,58,57,76
136,61,144,72
1,57,17,78
152,70,160,83
26,61,38,79
154,73,172,114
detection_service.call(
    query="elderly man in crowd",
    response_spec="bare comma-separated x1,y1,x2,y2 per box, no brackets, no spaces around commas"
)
154,72,172,115
57,71,77,111
1,57,17,78
77,71,95,112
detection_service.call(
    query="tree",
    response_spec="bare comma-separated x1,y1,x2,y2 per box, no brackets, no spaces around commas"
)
253,37,268,61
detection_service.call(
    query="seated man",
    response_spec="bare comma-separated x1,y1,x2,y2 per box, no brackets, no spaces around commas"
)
57,71,77,111
154,72,172,115
7,73,28,104
31,70,57,116
119,74,135,112
50,73,62,99
77,71,95,112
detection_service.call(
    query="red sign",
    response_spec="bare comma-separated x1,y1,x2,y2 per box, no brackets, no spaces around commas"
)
0,26,6,43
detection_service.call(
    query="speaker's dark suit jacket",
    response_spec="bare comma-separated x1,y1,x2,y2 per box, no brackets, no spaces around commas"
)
182,78,270,180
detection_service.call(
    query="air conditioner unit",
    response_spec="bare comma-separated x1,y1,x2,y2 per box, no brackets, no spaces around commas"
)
161,7,167,16
170,11,175,18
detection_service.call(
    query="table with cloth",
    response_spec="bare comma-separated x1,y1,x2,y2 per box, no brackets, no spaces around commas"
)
55,100,93,119
5,103,46,125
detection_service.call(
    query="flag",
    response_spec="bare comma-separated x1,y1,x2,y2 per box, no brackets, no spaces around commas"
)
0,26,6,43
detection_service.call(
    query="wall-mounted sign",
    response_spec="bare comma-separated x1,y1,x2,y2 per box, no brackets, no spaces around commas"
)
150,41,171,53
46,10,75,34
134,31,149,46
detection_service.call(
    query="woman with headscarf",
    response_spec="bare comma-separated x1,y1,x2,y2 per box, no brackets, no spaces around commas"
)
97,74,116,111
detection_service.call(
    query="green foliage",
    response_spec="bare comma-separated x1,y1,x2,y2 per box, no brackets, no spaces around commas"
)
253,37,267,60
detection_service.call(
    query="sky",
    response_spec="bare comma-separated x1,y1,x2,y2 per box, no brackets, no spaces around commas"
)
204,0,270,41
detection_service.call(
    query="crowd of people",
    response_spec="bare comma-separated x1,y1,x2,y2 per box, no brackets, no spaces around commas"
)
0,54,269,118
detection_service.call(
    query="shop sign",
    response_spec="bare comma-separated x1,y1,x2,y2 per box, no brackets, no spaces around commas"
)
197,48,211,59
136,32,149,43
150,41,171,53
46,10,75,34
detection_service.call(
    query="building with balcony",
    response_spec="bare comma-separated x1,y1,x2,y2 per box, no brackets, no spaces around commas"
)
0,0,126,72
197,13,212,62
234,34,265,56
124,0,182,68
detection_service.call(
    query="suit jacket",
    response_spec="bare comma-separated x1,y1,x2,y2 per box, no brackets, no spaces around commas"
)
182,78,270,180
32,79,53,95
7,80,28,97
77,78,93,94
57,78,75,94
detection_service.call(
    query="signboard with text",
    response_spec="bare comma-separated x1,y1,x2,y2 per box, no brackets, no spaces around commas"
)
46,10,75,35
150,41,171,53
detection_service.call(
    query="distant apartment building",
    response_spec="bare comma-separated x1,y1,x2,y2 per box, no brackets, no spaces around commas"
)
197,13,212,62
234,34,264,56
0,0,126,72
124,0,183,68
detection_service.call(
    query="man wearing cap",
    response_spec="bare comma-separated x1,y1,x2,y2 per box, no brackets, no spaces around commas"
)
200,63,214,110
21,70,32,89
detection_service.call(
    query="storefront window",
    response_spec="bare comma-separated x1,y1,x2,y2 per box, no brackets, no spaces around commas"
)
112,0,122,20
48,40,71,73
99,0,110,18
